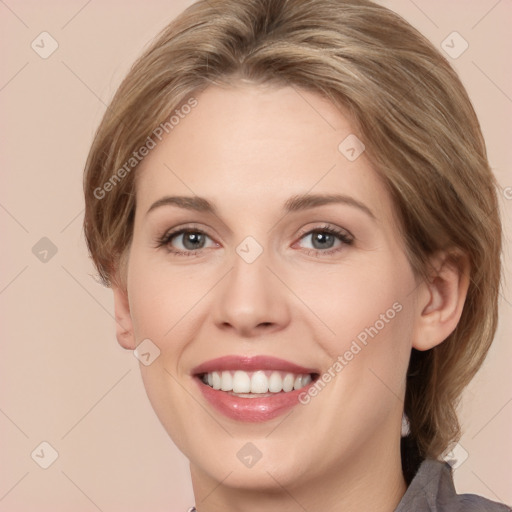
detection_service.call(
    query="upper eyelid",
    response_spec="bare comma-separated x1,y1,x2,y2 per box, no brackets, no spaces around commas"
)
163,223,349,236
296,223,353,239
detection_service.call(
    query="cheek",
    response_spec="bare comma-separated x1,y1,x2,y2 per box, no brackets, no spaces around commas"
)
297,255,414,354
126,250,211,344
352,303,414,395
299,254,416,409
125,253,204,455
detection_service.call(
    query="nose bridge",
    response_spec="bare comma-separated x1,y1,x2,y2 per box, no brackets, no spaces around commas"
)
212,238,290,336
231,241,269,294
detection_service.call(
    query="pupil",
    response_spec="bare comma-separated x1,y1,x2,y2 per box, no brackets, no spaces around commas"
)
313,232,334,249
183,232,204,250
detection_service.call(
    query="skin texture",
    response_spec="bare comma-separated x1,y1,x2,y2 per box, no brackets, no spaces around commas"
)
112,82,469,512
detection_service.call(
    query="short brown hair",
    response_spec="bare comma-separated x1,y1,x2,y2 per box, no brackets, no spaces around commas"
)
83,0,502,459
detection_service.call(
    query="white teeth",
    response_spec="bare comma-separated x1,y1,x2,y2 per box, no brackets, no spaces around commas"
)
251,371,269,393
302,374,312,386
212,371,221,390
293,374,312,390
201,370,314,394
268,371,283,392
232,370,252,393
220,371,233,392
283,373,295,392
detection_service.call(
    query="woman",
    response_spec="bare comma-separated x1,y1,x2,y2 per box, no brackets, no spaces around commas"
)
83,0,510,510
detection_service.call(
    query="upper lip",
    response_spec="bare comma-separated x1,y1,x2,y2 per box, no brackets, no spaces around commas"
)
191,355,318,375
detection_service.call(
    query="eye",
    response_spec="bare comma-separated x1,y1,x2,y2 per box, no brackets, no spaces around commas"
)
156,223,354,257
156,227,217,256
296,224,354,256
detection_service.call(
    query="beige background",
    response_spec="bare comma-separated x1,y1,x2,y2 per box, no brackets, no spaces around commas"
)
1,0,511,510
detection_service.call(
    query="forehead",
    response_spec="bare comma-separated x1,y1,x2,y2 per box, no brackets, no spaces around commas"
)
135,83,391,220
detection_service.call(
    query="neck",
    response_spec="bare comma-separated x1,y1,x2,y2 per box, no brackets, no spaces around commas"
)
189,431,407,512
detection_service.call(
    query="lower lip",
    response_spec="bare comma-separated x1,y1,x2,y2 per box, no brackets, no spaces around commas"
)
195,377,314,422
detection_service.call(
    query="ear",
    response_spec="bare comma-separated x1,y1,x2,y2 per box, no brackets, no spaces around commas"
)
112,283,136,350
412,250,470,351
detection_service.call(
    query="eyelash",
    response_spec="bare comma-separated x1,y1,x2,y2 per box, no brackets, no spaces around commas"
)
296,224,354,257
155,224,354,258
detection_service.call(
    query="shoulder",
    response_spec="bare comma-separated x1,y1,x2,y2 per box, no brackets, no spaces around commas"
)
395,458,511,512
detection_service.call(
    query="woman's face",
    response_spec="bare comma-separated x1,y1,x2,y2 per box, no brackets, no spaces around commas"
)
121,82,424,492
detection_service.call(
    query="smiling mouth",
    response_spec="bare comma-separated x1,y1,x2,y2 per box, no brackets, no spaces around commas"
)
197,370,319,397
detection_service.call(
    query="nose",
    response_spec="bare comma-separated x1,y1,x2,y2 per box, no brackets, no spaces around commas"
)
211,249,291,338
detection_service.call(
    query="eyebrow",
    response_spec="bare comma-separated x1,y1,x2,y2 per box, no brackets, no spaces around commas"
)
146,193,375,219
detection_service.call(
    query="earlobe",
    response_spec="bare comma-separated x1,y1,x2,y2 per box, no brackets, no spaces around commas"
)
412,251,470,351
112,283,136,350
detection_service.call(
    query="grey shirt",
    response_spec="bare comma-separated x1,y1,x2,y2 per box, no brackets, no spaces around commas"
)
395,458,511,511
